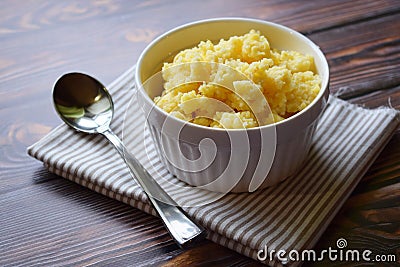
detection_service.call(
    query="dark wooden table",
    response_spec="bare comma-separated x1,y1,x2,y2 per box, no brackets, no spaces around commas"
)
1,1,399,266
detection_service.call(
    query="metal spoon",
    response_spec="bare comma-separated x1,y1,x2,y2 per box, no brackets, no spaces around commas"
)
52,72,206,248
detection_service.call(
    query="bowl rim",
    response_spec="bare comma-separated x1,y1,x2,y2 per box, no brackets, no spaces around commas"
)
135,17,330,133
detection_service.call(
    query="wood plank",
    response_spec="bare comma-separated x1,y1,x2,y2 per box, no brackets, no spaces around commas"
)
1,0,398,36
0,0,398,93
308,13,400,97
347,85,400,109
0,174,260,266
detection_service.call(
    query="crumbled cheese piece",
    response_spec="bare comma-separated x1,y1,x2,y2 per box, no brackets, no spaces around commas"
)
155,30,321,128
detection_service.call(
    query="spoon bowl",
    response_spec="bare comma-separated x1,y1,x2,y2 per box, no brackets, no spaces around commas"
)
53,73,113,133
53,72,206,248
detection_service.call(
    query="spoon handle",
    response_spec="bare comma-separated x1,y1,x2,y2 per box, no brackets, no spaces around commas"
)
102,129,206,248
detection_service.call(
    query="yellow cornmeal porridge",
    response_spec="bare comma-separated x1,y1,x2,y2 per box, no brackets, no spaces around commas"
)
154,30,321,128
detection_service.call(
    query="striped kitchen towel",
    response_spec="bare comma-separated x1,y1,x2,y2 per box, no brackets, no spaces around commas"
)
27,65,400,266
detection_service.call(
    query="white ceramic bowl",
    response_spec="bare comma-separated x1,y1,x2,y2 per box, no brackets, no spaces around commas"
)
135,18,329,193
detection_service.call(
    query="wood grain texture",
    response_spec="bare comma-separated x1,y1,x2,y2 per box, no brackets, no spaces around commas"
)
311,13,400,97
0,0,399,266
